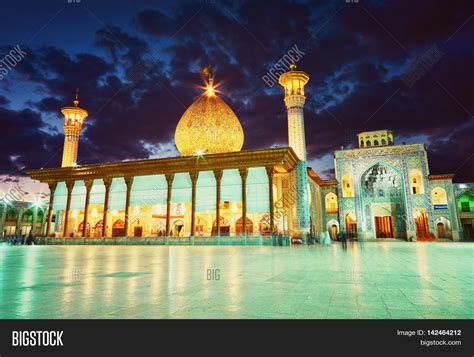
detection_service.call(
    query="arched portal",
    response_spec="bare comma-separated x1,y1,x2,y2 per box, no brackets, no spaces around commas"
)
360,163,406,239
414,209,432,240
435,216,452,239
112,219,125,237
345,212,357,239
259,214,277,236
326,219,339,240
173,219,185,237
195,217,207,236
78,221,91,237
212,217,230,236
235,217,253,235
93,220,103,237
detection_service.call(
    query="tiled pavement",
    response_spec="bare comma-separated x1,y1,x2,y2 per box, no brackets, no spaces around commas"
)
0,241,472,319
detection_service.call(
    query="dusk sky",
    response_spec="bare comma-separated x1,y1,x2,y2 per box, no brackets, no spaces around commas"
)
0,0,472,200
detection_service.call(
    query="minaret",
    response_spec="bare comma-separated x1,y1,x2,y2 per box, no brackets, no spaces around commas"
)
60,90,88,167
279,64,311,238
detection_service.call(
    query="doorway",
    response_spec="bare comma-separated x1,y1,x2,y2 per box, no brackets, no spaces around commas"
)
375,216,394,238
134,226,143,237
112,219,125,237
415,210,431,240
345,213,357,239
437,222,445,238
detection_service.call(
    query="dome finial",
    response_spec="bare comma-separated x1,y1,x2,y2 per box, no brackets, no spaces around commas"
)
201,65,215,96
73,88,80,107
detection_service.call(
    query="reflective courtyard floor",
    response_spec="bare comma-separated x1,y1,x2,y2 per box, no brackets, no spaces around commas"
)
0,241,473,319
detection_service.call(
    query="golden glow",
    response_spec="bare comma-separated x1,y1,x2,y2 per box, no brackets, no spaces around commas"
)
409,169,424,194
175,87,244,156
206,85,215,96
431,187,447,205
342,173,354,198
325,192,338,212
91,207,98,217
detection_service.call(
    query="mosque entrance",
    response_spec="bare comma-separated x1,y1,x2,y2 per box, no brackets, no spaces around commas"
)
414,209,431,240
375,216,394,238
361,163,406,239
437,222,445,238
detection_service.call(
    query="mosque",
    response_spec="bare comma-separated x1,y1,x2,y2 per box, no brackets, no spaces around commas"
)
17,65,472,243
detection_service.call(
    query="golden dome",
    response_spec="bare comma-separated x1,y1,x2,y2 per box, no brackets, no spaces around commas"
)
175,90,244,156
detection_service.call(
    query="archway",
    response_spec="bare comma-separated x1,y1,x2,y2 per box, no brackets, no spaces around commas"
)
259,214,277,236
345,212,357,239
235,217,253,235
414,209,432,240
195,217,207,236
326,219,339,240
112,219,125,237
212,217,230,236
93,220,103,237
435,217,452,239
360,163,406,239
173,219,184,237
78,221,91,237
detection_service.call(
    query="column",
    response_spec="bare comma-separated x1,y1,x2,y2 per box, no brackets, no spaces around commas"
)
102,178,112,237
45,182,57,237
124,176,134,237
190,172,199,237
41,207,47,235
239,168,248,237
214,170,223,237
15,207,24,237
63,181,74,237
165,174,174,237
82,179,93,237
266,166,275,237
0,202,6,238
31,205,38,236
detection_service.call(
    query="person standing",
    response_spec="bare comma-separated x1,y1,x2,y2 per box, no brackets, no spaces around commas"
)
341,231,348,249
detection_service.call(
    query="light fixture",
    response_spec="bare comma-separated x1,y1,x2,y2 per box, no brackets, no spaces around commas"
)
112,210,118,216
72,210,78,218
231,202,238,213
91,207,98,217
133,206,140,215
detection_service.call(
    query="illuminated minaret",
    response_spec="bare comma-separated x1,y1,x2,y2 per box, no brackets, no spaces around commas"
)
279,64,311,238
60,90,88,167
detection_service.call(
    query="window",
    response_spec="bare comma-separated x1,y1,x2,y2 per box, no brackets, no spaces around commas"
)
409,169,424,194
366,140,371,147
325,193,338,213
374,140,379,146
461,202,470,212
341,174,354,198
431,187,447,205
